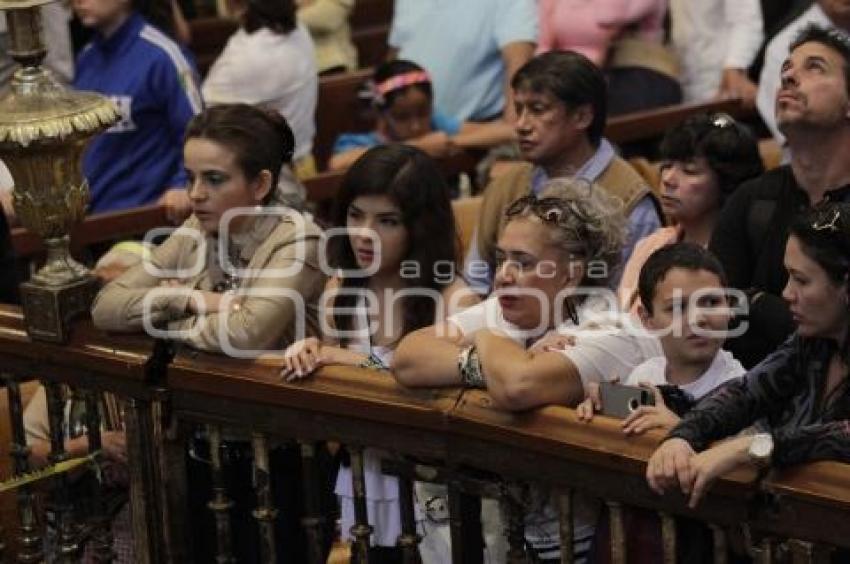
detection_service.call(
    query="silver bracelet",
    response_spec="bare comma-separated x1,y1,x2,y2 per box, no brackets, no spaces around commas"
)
457,345,485,388
358,352,388,371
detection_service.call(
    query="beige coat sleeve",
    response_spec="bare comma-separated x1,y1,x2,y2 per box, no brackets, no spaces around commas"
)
91,227,199,333
168,237,326,354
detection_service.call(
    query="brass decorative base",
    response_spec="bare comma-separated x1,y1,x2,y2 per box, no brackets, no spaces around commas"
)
19,276,98,343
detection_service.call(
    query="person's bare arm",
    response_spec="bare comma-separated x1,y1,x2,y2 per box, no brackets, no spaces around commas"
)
29,436,89,468
475,329,585,410
328,147,370,171
452,120,516,150
171,0,192,45
0,190,17,226
29,431,126,468
500,41,535,123
392,322,465,387
157,188,193,225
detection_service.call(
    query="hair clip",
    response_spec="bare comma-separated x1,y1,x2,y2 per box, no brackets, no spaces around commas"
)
812,208,841,232
543,208,564,223
374,71,431,98
711,113,736,129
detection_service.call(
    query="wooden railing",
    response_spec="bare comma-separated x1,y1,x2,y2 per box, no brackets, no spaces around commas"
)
0,307,169,563
0,305,847,562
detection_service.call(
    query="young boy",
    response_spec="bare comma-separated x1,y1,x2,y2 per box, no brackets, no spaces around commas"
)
578,242,745,432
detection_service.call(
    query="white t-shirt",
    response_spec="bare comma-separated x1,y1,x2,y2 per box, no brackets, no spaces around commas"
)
448,295,663,387
0,159,12,190
202,25,318,160
449,295,636,561
625,349,745,400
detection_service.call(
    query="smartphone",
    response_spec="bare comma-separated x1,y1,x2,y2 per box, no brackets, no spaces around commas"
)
599,382,655,419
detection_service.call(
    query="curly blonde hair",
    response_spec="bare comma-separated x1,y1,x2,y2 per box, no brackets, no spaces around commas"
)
505,178,627,287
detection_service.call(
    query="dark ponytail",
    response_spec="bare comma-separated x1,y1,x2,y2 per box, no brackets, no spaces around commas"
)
790,202,850,365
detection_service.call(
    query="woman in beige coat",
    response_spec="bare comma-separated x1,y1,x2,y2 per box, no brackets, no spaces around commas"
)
92,103,326,355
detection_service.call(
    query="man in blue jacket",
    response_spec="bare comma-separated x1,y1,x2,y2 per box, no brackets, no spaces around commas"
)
73,0,202,221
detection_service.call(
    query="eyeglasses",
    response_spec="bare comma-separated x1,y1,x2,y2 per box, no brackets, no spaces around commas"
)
812,208,841,232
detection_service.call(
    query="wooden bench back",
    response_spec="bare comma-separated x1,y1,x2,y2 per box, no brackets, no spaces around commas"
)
314,67,376,171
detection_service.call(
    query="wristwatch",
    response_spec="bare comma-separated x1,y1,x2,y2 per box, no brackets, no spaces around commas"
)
747,433,774,469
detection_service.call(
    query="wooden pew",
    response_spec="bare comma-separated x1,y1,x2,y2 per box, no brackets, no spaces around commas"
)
352,25,390,70
187,16,239,78
350,0,393,29
350,0,392,68
452,196,482,260
605,97,752,148
314,67,375,171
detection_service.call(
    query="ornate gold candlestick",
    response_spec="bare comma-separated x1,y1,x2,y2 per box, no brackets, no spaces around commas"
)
0,0,118,342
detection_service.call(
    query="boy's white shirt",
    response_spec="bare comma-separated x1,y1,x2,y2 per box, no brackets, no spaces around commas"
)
624,348,745,400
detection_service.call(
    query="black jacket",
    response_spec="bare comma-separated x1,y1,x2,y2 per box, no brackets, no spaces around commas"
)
670,335,850,467
710,165,850,368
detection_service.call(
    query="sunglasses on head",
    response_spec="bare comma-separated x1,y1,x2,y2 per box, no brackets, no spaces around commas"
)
505,194,593,225
812,208,841,232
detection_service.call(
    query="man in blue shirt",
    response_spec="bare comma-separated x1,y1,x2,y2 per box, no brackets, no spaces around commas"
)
465,51,663,294
73,0,202,220
388,0,537,122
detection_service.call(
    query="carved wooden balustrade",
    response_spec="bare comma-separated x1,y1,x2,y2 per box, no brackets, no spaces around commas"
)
0,305,170,563
0,305,848,563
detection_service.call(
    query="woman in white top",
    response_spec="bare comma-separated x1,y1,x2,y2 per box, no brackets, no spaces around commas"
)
394,179,645,562
202,0,318,174
281,144,476,561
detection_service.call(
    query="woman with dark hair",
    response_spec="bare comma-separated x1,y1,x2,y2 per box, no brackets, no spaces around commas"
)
648,202,850,508
617,112,764,312
281,144,476,562
202,0,319,179
329,59,514,171
93,103,332,562
93,103,324,351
